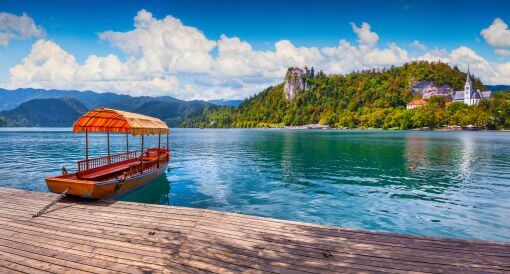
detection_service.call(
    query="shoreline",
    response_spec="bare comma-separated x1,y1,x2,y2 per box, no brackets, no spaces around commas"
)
1,126,510,132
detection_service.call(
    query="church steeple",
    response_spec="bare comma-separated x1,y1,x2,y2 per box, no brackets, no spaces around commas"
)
466,65,472,85
464,65,475,105
452,63,491,106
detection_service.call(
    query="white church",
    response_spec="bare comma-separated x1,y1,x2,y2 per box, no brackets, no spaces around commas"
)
453,68,492,106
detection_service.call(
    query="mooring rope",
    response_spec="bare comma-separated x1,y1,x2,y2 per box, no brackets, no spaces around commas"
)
32,188,70,218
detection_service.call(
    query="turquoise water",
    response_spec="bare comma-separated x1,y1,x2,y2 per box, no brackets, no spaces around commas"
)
0,128,509,241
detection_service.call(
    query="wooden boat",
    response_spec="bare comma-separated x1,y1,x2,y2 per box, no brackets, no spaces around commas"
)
45,108,171,199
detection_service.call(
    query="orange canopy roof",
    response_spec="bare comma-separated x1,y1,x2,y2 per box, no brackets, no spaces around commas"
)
73,108,169,136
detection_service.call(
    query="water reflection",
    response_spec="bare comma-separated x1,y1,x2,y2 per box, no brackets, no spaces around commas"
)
404,136,428,168
281,132,295,184
459,133,475,182
119,174,170,204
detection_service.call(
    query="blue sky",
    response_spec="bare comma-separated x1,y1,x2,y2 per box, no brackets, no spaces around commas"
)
0,0,509,100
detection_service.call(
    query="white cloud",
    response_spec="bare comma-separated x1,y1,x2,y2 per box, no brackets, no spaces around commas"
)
362,43,409,66
0,12,44,46
321,41,408,74
481,18,510,48
495,48,510,56
99,9,215,74
320,22,408,74
215,35,259,77
4,11,510,99
416,48,449,62
274,40,324,68
411,40,427,51
9,40,78,85
8,39,179,97
450,46,488,65
215,35,323,78
350,22,379,46
416,46,510,85
78,54,127,81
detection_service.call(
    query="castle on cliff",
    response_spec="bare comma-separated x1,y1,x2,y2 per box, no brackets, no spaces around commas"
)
284,66,314,100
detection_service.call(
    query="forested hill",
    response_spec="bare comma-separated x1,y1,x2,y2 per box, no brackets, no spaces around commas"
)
0,98,88,127
182,61,510,129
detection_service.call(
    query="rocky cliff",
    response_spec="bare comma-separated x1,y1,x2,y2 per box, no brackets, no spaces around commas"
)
283,67,313,100
284,76,304,100
411,81,454,100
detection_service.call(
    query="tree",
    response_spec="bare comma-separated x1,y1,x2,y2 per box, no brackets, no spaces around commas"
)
0,116,13,127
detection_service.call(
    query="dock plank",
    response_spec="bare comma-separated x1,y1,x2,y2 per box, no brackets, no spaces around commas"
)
0,187,509,274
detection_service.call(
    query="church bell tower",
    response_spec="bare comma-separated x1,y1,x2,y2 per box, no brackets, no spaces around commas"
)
464,67,474,105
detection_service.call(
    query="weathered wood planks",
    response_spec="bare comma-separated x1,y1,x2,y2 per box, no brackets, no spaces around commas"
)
0,187,508,273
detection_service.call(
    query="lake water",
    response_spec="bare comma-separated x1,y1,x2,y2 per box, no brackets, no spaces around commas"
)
0,128,509,242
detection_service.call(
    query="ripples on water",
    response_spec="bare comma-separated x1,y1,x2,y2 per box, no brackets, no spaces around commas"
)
0,128,509,241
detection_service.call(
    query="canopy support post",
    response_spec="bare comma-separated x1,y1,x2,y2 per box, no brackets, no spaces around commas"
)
107,130,110,164
85,129,89,170
157,133,161,168
126,133,129,159
166,133,169,162
140,135,144,173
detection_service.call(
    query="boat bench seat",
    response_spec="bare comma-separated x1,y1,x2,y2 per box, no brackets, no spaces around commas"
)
79,161,141,180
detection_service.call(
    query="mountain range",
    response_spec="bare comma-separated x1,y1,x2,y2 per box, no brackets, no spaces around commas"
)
0,98,88,127
485,85,510,92
0,88,242,127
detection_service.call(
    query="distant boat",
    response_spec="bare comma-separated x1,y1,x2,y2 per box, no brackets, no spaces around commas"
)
462,125,483,131
307,124,331,130
45,108,171,199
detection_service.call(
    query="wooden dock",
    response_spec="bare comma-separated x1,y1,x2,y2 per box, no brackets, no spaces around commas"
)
0,187,509,273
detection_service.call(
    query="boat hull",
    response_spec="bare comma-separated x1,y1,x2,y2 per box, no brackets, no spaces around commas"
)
45,163,168,199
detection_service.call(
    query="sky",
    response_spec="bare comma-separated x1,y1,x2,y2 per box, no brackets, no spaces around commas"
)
0,0,509,100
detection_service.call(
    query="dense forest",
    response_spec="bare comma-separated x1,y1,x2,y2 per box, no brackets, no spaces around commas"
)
0,98,88,127
0,116,13,127
182,61,510,129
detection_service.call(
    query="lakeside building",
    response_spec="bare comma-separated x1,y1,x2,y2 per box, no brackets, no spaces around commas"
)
406,99,454,109
406,99,428,109
453,68,492,106
407,68,492,109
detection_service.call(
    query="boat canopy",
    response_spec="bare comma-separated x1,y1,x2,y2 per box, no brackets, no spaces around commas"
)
73,108,169,136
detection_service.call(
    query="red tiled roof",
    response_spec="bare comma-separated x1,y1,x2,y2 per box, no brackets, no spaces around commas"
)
407,99,428,106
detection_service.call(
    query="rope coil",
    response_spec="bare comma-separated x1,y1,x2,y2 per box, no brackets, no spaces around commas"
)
32,188,70,218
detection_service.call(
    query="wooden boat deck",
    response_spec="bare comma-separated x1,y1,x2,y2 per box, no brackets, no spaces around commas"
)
0,187,509,273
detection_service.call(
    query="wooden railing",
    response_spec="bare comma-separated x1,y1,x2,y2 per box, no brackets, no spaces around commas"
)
78,151,138,172
127,156,167,177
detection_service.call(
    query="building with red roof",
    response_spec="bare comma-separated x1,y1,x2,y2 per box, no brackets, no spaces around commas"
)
406,99,428,110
